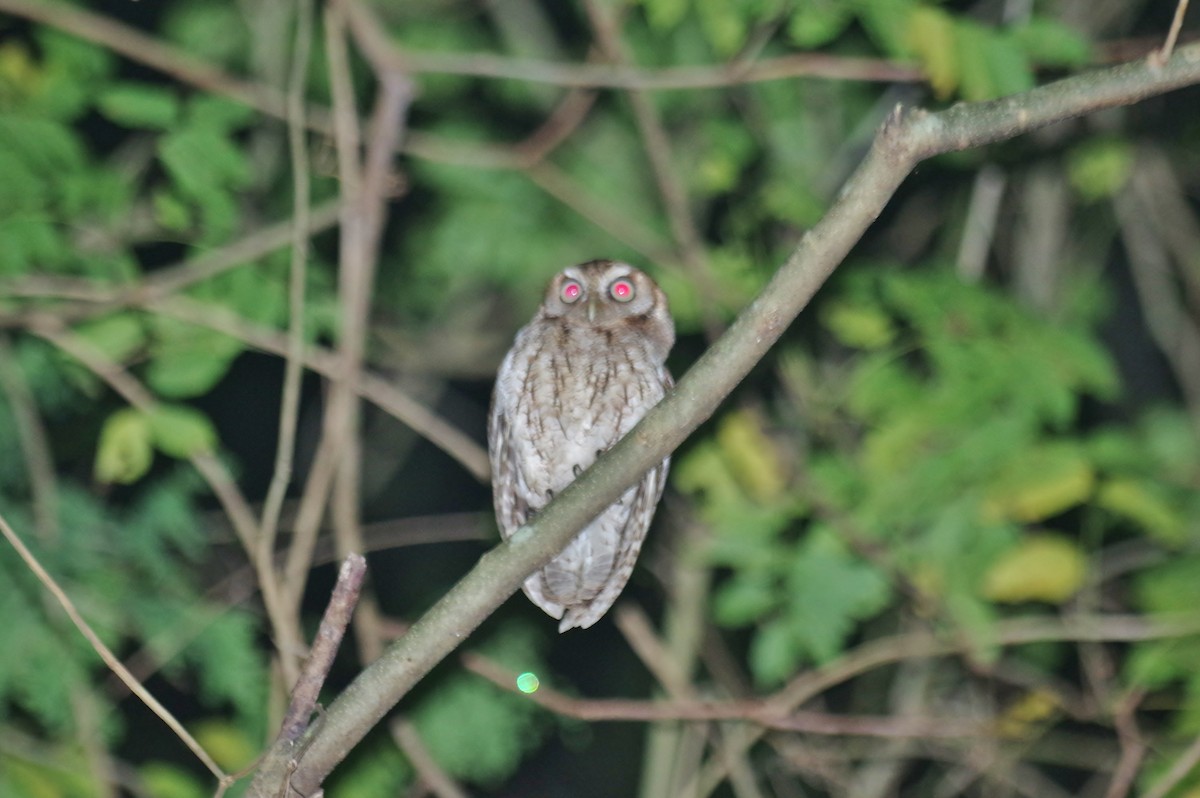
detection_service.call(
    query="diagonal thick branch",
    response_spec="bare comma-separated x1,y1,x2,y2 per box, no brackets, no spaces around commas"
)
249,43,1200,798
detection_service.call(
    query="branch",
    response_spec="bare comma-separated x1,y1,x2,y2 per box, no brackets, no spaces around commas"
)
279,555,367,744
246,42,1200,798
0,511,227,783
460,612,1200,729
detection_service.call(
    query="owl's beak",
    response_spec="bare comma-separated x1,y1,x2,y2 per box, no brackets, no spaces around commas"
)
586,296,598,323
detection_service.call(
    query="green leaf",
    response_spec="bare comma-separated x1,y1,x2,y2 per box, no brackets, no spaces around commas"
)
74,313,146,364
783,529,890,666
1010,19,1091,67
641,0,689,29
696,0,749,56
788,0,853,47
1126,557,1200,691
409,621,547,784
139,763,209,798
326,736,411,797
153,190,192,232
162,3,250,67
713,573,778,625
749,617,802,685
146,317,242,398
97,84,179,129
1067,137,1134,201
957,24,1033,101
188,611,267,722
159,126,250,198
857,0,917,58
1096,478,1187,545
184,95,256,132
148,404,217,458
94,407,153,484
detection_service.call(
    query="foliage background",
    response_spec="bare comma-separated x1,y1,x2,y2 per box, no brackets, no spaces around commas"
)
0,0,1199,796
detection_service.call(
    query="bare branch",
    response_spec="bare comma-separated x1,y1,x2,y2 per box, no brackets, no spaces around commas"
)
258,0,317,614
280,555,367,744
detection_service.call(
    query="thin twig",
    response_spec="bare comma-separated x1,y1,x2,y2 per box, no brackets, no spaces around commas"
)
689,611,1200,797
1104,689,1147,798
280,555,367,743
456,612,1200,733
0,511,228,783
1,0,920,97
615,604,691,696
380,42,923,89
0,200,342,327
638,511,716,797
1144,731,1200,798
1114,183,1200,425
6,290,490,482
312,0,416,666
585,0,723,338
1153,0,1191,66
458,650,987,739
258,0,316,643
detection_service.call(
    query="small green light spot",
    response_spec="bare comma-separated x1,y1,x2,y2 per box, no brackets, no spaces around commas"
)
516,672,540,694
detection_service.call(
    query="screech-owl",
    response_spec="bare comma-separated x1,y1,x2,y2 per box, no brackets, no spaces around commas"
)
488,259,674,632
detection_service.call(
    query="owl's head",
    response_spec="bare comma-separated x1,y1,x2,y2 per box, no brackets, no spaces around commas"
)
539,260,674,359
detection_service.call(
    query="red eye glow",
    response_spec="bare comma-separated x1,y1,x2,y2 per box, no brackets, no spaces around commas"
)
610,278,635,302
560,279,582,303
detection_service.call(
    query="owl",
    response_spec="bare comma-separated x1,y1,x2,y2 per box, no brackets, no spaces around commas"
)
488,260,675,632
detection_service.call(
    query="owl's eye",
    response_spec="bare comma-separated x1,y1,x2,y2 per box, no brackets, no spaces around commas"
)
560,279,583,303
609,277,635,302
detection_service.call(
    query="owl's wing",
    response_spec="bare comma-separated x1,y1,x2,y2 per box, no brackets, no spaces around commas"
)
607,362,672,585
488,388,530,540
556,364,674,632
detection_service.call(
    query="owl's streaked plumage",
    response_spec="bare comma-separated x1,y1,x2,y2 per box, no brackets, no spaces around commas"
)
488,260,674,632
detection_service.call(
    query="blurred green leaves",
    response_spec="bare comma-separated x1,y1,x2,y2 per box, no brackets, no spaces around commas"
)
680,266,1196,685
409,621,550,784
0,0,1192,793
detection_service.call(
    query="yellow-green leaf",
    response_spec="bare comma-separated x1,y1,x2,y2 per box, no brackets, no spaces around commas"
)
192,720,257,771
995,689,1061,738
716,408,786,502
148,404,217,458
95,407,153,484
822,301,896,349
983,534,1087,603
1096,478,1186,546
907,6,959,98
139,763,208,798
983,443,1094,523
